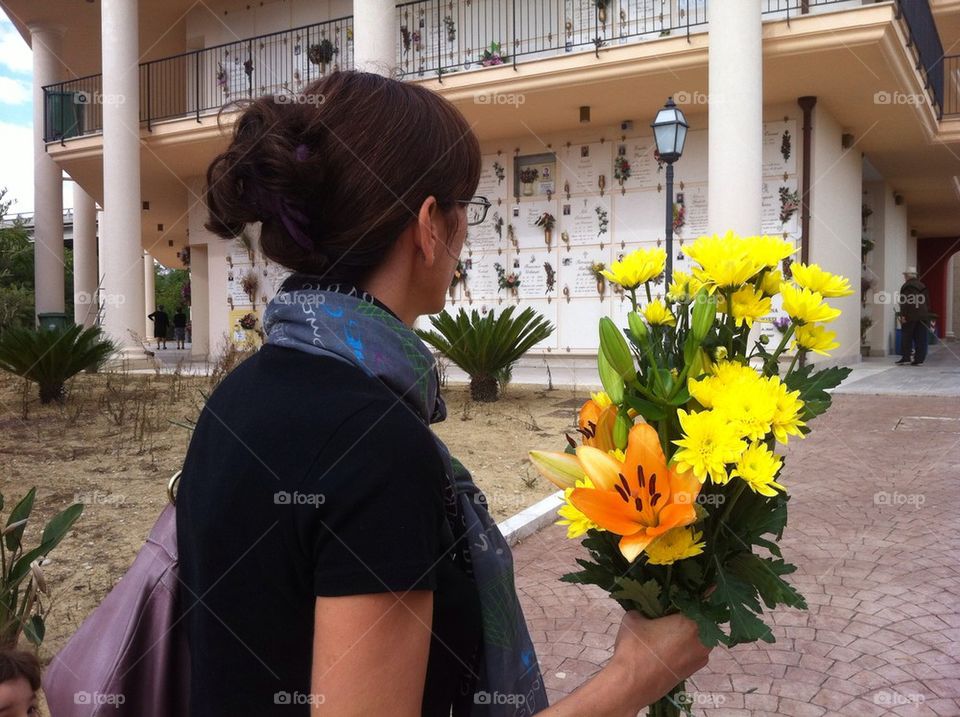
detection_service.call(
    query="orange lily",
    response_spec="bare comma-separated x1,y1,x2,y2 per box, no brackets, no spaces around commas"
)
570,423,702,562
577,394,618,451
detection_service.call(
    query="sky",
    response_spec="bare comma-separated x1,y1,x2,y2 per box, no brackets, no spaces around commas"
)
0,15,71,217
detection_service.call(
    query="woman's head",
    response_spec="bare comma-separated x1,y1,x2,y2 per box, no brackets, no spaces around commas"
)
0,649,40,716
205,71,481,312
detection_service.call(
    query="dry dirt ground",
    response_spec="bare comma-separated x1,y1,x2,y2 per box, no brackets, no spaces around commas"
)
0,367,583,661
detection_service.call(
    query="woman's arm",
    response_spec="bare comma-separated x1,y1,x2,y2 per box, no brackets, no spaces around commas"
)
311,592,434,716
310,597,709,717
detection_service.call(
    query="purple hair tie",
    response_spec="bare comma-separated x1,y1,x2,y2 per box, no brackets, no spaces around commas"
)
294,143,309,162
249,181,314,250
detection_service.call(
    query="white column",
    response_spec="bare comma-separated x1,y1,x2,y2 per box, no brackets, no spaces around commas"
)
353,0,395,75
190,246,210,359
144,252,155,337
72,182,98,327
100,0,145,352
29,24,66,320
945,253,956,339
708,0,763,234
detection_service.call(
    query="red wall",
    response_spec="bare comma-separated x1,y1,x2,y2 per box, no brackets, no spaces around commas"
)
918,237,960,337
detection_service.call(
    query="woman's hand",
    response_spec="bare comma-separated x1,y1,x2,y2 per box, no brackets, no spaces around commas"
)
608,611,712,709
539,611,711,717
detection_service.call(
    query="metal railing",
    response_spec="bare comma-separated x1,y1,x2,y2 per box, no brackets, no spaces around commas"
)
42,16,354,142
395,0,708,79
895,0,945,118
762,0,866,18
943,55,960,117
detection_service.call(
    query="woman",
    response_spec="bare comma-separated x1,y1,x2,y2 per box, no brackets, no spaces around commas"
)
176,71,710,716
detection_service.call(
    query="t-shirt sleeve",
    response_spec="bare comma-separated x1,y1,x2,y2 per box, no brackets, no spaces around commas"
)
297,400,448,597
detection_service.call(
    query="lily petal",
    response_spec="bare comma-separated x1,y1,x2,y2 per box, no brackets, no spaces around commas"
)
569,487,642,536
619,532,655,562
529,450,586,490
648,502,698,537
575,445,623,491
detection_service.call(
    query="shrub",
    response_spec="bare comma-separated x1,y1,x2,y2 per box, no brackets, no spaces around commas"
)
0,325,115,404
417,306,554,402
0,487,83,648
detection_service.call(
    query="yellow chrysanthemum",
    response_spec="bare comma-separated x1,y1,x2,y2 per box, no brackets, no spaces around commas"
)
731,443,785,497
666,270,703,303
792,324,840,356
719,286,772,328
760,269,783,297
601,247,666,289
767,376,806,444
688,360,761,408
780,283,842,325
642,299,676,326
713,382,778,442
789,263,854,298
557,477,598,538
683,231,765,291
645,527,706,565
743,235,797,269
673,408,747,485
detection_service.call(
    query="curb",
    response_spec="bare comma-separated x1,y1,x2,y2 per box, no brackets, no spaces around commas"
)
497,490,565,547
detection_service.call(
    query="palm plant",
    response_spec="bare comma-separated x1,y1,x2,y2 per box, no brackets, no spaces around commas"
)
0,325,116,404
417,306,554,402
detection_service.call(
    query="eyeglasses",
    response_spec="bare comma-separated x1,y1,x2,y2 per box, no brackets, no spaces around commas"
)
457,196,492,226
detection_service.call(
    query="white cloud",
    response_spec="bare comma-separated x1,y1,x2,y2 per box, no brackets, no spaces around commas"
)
0,122,36,215
0,20,32,75
0,75,31,104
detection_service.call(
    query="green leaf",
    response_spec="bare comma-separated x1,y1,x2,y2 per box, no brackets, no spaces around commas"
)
611,577,664,618
40,503,83,549
4,488,35,552
22,614,44,646
727,553,807,610
624,394,667,421
673,593,728,648
784,364,852,421
560,559,621,593
709,557,775,645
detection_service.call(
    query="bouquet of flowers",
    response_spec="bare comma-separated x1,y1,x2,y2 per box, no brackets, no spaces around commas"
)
530,231,852,716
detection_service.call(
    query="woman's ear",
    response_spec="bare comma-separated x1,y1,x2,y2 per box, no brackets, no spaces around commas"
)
415,195,440,267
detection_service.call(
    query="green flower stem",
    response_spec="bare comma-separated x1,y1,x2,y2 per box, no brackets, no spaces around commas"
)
629,287,639,314
785,348,803,377
703,479,747,584
645,281,653,304
764,321,797,374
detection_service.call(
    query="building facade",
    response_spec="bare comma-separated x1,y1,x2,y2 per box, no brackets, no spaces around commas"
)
6,0,959,367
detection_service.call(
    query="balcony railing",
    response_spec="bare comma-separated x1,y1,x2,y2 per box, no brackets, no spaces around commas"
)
42,0,947,141
42,15,354,142
394,0,707,79
944,56,960,117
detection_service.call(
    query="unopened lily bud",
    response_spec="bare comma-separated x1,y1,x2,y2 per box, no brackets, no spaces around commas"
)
597,349,625,404
627,311,648,346
613,411,631,451
691,289,717,341
599,317,634,381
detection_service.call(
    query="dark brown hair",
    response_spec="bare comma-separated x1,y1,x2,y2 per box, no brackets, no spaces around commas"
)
0,649,42,691
205,71,481,283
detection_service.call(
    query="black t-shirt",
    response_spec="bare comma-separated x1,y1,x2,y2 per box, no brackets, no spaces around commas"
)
176,343,483,715
173,312,187,328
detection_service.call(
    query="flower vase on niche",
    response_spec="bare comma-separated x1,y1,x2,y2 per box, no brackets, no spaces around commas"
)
519,167,539,196
536,212,556,252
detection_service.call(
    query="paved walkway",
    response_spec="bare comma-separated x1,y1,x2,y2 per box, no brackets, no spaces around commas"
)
512,348,960,716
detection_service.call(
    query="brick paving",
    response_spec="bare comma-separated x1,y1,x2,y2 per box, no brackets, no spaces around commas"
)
512,390,960,716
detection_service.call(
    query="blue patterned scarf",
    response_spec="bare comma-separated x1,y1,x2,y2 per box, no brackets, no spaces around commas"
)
262,275,548,716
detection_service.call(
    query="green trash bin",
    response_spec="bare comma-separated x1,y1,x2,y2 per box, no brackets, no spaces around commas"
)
37,312,72,331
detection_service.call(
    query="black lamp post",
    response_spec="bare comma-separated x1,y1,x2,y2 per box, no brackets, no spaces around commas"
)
651,98,689,286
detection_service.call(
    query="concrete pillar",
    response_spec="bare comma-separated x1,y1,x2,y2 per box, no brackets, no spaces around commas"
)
144,253,155,337
29,24,67,320
945,252,955,339
708,0,763,234
353,0,395,75
100,0,146,352
190,245,210,359
72,183,98,327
